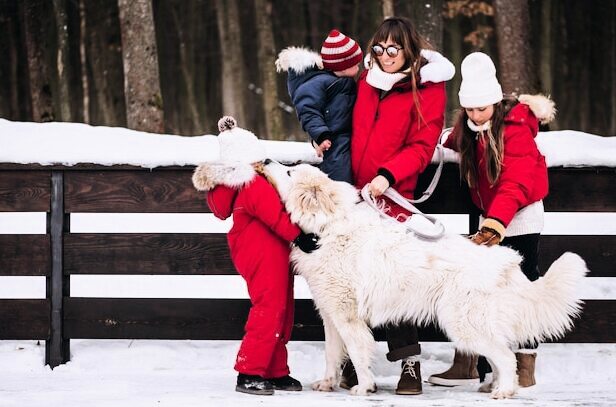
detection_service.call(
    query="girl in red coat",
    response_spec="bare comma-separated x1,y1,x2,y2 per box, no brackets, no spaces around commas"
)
346,17,455,395
192,116,318,396
427,52,555,390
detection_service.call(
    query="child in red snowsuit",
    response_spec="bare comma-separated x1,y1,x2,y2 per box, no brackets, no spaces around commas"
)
192,116,318,396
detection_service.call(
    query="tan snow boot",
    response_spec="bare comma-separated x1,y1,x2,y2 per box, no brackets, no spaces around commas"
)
516,352,537,387
427,350,479,387
396,357,422,395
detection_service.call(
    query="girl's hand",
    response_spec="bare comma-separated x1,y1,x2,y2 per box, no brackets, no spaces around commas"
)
314,139,332,157
368,175,390,197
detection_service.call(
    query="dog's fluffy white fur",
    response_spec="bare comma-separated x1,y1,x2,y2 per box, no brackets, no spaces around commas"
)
264,161,588,399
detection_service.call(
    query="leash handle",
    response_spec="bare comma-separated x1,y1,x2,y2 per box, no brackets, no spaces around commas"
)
360,185,445,240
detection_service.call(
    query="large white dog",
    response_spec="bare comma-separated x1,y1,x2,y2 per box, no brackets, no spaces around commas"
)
263,160,588,399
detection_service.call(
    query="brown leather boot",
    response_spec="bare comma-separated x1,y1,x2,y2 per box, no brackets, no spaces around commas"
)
396,357,422,395
516,352,537,387
427,349,480,387
339,359,357,390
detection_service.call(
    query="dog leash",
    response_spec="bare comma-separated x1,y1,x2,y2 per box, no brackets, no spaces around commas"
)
360,185,445,240
408,128,450,204
360,129,450,240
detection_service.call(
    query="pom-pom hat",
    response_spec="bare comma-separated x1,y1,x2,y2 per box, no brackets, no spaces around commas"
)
320,29,363,72
217,116,267,164
458,52,503,108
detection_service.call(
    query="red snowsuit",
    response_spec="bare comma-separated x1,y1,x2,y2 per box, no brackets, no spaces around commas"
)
444,103,548,226
204,167,301,378
351,72,447,218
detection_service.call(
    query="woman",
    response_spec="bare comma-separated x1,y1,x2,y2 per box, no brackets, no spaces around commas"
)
427,52,555,390
346,17,454,395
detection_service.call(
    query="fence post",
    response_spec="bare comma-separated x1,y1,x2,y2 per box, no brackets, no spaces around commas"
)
46,170,69,367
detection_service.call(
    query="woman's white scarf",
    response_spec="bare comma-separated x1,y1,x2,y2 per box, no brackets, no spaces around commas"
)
365,57,409,91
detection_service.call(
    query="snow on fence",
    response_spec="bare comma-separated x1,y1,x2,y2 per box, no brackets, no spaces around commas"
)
0,163,615,368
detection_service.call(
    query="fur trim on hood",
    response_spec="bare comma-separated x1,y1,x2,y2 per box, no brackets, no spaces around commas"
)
276,47,323,74
518,94,556,125
192,162,256,192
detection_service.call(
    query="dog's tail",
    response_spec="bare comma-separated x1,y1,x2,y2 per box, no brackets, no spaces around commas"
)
517,252,588,345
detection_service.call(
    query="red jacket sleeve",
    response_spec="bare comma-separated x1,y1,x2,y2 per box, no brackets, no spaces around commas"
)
242,175,302,242
382,83,446,182
486,123,541,225
206,185,236,220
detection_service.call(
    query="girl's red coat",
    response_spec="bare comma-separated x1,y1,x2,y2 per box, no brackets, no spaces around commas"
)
445,103,548,226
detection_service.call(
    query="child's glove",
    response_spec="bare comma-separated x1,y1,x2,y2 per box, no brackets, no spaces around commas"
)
470,218,505,247
293,232,320,253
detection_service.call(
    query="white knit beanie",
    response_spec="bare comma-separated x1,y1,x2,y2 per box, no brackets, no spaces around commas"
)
458,52,503,108
217,116,267,164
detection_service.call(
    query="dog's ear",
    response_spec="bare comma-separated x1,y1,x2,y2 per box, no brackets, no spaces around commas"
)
294,182,338,217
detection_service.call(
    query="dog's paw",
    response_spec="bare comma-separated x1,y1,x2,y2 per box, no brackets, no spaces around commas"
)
490,387,516,399
311,378,335,392
349,383,377,396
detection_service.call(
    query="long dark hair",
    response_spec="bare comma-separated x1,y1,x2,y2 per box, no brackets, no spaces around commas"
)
453,96,519,187
367,17,430,123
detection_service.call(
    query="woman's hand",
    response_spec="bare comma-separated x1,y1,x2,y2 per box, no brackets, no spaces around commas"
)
368,175,390,197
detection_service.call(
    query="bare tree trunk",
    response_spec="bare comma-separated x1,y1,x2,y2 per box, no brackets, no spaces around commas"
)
610,4,616,135
254,0,283,139
52,0,73,121
493,0,536,94
382,0,394,19
84,1,125,127
169,2,201,133
216,0,247,125
117,0,164,133
538,0,552,95
6,14,21,118
23,0,54,122
78,0,89,124
411,0,444,50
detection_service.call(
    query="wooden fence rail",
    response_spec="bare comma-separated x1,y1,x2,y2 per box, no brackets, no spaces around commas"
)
0,164,615,368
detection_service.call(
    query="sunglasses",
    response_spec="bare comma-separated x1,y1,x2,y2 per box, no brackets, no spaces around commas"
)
372,44,403,57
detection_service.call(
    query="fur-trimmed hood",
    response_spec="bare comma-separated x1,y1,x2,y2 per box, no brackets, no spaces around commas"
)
192,162,257,192
518,94,556,125
276,47,323,74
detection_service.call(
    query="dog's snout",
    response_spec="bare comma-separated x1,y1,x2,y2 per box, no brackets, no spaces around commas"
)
264,158,272,165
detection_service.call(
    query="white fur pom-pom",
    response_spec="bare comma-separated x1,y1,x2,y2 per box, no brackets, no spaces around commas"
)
218,116,237,132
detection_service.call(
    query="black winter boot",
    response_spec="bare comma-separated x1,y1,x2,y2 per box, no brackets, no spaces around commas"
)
269,375,303,391
235,373,274,395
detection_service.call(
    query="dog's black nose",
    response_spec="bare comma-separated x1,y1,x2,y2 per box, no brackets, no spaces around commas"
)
264,158,272,165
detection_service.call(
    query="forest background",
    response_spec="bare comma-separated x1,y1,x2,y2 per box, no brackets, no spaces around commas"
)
0,0,614,140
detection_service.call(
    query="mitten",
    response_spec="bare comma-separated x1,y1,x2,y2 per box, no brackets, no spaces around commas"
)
470,218,505,247
293,232,320,253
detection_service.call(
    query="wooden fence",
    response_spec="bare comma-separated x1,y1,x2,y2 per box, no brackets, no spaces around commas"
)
0,163,614,368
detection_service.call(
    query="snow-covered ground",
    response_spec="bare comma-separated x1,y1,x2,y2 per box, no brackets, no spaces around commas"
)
1,340,615,407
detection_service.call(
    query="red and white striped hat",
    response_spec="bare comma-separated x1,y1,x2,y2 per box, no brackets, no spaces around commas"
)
320,29,363,72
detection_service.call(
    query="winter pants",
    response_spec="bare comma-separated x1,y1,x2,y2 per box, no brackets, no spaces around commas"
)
478,233,541,380
385,322,421,361
234,263,295,379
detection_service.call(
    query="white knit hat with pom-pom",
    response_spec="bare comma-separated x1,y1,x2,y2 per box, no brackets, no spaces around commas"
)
217,116,267,164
